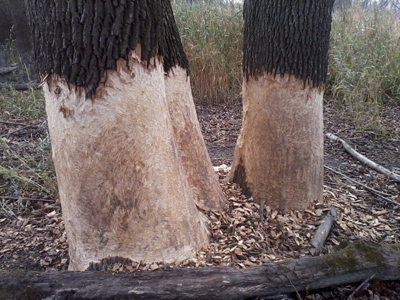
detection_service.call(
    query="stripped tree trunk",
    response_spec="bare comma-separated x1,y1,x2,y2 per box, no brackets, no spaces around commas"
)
226,0,334,211
162,2,224,211
26,0,224,271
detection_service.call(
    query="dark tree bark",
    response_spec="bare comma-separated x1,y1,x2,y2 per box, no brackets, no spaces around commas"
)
25,0,193,97
226,0,334,211
25,0,224,271
243,0,333,86
0,242,399,300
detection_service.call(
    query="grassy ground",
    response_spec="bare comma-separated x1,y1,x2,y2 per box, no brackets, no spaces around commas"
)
0,88,56,217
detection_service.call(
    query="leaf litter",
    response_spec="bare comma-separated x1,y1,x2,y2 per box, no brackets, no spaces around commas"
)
0,100,400,299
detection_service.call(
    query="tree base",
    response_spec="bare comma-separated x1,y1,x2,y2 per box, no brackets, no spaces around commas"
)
227,74,324,211
43,55,211,271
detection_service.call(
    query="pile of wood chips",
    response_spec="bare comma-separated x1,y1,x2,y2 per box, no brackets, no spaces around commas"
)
97,165,399,273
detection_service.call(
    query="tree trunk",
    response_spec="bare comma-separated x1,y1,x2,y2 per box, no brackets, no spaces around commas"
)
162,1,224,211
226,0,334,211
0,241,399,300
165,67,224,211
25,0,224,271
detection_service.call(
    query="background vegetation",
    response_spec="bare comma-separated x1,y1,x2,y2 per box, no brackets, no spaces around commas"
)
174,0,400,128
1,0,399,215
173,1,243,103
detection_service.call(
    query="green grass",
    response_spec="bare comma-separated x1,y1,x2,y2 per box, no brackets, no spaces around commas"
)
0,88,46,120
0,88,57,217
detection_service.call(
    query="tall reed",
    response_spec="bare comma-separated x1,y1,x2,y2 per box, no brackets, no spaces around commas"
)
174,1,400,127
328,5,400,127
173,0,243,104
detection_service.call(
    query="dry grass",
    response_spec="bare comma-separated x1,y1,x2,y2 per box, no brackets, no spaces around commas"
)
174,1,400,129
328,5,400,129
173,1,243,104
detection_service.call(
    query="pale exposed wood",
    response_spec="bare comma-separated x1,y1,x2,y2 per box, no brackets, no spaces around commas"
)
43,54,209,271
226,74,324,210
310,207,337,255
165,67,224,211
0,241,399,300
326,133,400,183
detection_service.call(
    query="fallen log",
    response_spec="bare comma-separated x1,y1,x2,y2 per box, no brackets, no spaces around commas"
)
0,241,399,300
326,133,400,183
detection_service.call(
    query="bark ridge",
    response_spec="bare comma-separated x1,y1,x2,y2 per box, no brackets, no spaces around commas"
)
26,0,189,97
243,0,334,86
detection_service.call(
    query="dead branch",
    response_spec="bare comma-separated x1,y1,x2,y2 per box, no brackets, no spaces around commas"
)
326,133,400,183
0,82,39,91
310,207,338,255
0,120,30,127
0,196,54,202
0,64,18,75
347,274,375,300
6,123,40,137
0,241,399,300
324,165,399,207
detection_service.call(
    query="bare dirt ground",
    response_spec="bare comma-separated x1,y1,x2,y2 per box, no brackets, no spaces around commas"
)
0,94,399,299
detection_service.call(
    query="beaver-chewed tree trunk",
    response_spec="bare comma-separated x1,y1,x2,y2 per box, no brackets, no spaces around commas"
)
25,0,224,271
162,1,224,211
226,0,334,211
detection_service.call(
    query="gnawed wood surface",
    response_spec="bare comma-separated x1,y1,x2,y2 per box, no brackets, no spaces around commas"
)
326,133,400,182
226,74,324,211
0,241,399,300
43,58,209,271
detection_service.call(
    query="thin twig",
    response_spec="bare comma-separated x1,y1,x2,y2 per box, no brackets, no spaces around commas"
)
0,120,30,127
324,165,399,207
0,196,54,202
326,133,400,182
287,276,302,300
325,165,392,196
347,274,375,300
6,123,40,137
0,82,39,91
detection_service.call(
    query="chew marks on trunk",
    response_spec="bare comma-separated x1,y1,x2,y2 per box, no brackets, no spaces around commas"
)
226,0,334,211
26,0,224,271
